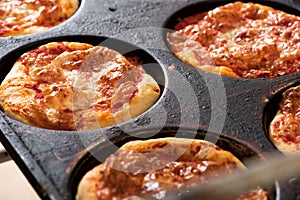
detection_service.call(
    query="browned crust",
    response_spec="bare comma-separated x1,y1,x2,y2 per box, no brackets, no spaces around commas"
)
95,74,160,128
168,2,300,78
0,42,92,130
269,85,300,155
0,0,79,37
119,138,245,166
269,112,299,155
76,138,246,200
76,164,104,200
0,42,160,130
174,50,239,78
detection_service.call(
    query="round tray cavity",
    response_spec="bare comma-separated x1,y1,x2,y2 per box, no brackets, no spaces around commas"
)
0,35,165,130
163,0,300,79
263,82,300,153
69,127,279,200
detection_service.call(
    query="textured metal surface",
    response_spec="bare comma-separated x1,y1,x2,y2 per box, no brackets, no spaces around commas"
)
0,142,11,163
0,0,300,199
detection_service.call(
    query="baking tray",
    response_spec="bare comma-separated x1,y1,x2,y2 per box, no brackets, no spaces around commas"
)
0,0,300,199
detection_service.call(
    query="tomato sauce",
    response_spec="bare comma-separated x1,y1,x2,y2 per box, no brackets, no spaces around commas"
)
169,2,300,78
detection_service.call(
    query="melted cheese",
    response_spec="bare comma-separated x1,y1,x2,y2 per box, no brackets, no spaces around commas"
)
90,139,268,200
0,42,160,130
0,0,79,36
270,86,300,154
168,2,300,78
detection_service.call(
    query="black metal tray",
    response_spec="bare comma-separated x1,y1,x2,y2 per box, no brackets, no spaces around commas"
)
0,0,300,199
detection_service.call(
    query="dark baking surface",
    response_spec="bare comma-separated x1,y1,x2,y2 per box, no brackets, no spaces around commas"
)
0,0,300,199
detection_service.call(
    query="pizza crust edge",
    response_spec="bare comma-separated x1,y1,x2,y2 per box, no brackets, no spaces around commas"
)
76,138,245,200
0,42,161,130
175,50,240,78
0,0,80,37
269,111,298,155
95,74,160,128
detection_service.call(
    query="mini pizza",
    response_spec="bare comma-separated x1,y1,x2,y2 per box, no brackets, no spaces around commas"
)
76,138,268,200
0,42,160,130
270,86,300,154
167,1,300,78
0,0,79,37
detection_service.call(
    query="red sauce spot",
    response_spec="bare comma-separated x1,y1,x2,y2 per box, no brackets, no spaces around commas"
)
20,43,72,66
154,88,160,93
215,146,222,151
35,93,44,99
129,88,138,101
94,101,109,112
273,121,280,130
25,83,41,93
152,142,167,149
63,108,72,113
279,134,298,144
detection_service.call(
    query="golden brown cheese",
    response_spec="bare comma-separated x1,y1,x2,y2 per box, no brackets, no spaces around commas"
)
97,151,240,200
0,0,79,36
76,138,268,200
168,2,300,78
270,86,300,154
0,42,160,130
